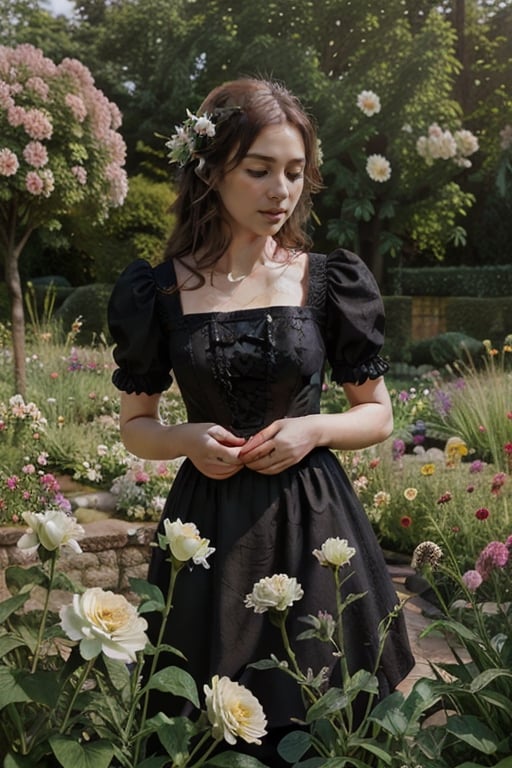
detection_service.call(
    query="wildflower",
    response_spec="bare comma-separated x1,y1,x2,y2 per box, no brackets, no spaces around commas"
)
437,491,452,505
356,89,381,116
420,463,435,476
299,610,337,642
504,442,512,455
475,507,490,521
469,460,484,473
161,518,215,568
313,537,356,568
400,515,413,528
466,484,475,493
60,588,148,662
245,574,304,614
392,439,406,461
17,509,85,554
366,153,391,182
0,147,19,176
491,472,507,495
411,541,443,570
369,458,380,469
505,535,512,549
462,570,483,591
373,490,390,507
403,487,418,501
476,541,509,580
204,675,267,746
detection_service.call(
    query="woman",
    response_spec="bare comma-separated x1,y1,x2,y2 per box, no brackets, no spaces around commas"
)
108,78,414,762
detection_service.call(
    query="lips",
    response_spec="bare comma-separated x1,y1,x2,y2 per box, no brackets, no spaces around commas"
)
261,208,286,215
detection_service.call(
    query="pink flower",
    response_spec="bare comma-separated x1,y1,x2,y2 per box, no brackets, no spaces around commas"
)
462,570,483,591
71,165,87,185
65,92,87,122
22,464,36,475
134,470,150,484
491,472,507,495
0,148,19,176
475,507,490,520
505,535,512,549
22,108,53,140
476,541,509,580
23,140,48,168
7,105,26,127
6,475,19,490
26,76,49,100
469,460,484,473
25,171,44,195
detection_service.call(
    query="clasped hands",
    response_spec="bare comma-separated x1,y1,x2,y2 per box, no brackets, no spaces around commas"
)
196,419,316,478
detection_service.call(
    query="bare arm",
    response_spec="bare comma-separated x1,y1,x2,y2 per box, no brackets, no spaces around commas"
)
239,377,393,474
118,391,246,479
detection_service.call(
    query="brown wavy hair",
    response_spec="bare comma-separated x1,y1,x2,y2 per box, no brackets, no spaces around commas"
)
163,78,323,282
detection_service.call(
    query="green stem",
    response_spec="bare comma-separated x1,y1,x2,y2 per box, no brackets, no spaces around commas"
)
31,552,57,673
59,658,96,734
133,560,182,765
187,733,220,767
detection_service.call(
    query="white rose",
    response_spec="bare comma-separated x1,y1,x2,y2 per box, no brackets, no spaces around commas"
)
244,573,304,614
162,518,215,568
17,509,85,554
204,675,267,745
60,587,148,662
313,537,356,568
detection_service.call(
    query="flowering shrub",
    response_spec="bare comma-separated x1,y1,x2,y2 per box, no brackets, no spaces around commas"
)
0,43,127,217
110,457,182,521
0,459,71,525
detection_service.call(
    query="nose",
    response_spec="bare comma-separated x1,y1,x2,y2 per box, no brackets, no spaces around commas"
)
268,172,288,201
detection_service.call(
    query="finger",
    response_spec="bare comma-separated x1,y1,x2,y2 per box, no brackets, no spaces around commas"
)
208,425,246,446
239,425,277,455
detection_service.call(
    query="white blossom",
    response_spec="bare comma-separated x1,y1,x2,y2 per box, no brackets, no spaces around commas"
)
17,508,85,553
204,675,267,745
313,537,356,568
245,573,304,613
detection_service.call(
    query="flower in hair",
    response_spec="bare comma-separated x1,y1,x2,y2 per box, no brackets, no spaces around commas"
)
164,109,216,167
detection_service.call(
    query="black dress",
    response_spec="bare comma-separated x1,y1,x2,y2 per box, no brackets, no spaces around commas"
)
107,249,414,734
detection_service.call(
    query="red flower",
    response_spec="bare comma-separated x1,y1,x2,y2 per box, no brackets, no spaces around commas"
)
504,442,512,455
475,507,490,520
437,491,452,505
400,515,412,528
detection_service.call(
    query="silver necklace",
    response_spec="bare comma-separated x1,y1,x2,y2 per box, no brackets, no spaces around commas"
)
226,270,248,283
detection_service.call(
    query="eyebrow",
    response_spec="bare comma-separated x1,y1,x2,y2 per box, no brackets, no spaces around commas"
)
244,152,306,164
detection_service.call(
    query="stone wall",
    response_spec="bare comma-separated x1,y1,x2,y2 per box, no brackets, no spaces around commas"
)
0,519,158,608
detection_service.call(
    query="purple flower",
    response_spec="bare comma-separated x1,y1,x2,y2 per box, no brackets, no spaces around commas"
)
469,460,484,474
462,570,483,591
398,390,410,402
392,439,405,461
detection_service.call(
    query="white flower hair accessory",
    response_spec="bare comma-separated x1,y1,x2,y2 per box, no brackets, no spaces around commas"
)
163,105,242,167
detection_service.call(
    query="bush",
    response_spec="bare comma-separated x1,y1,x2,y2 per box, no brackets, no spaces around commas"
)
382,296,412,363
54,284,113,345
386,265,512,297
408,332,485,367
446,297,512,345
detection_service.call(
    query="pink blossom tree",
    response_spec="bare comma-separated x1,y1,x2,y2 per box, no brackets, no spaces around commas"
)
0,44,128,395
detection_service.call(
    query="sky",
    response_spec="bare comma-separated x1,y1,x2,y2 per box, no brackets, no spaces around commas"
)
46,0,75,17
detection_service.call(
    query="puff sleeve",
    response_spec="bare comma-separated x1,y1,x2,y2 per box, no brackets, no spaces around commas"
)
324,249,389,385
107,259,173,395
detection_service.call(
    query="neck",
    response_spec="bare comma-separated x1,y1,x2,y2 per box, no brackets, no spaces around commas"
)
219,237,277,281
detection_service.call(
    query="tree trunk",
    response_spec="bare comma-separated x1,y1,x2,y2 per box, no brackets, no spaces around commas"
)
4,246,26,398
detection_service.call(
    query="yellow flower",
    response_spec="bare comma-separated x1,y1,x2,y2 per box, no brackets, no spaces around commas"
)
204,675,267,745
420,463,436,476
404,487,418,501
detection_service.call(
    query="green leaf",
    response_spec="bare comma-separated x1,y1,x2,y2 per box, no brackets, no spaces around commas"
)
422,619,480,644
102,655,132,692
305,687,349,723
147,666,199,708
247,659,281,670
348,737,392,764
0,592,31,623
368,693,409,737
149,714,196,760
0,633,27,657
277,729,312,762
129,578,166,612
469,668,512,693
19,670,61,708
446,715,499,755
49,736,114,768
344,669,379,699
5,565,47,595
206,753,270,767
0,667,31,708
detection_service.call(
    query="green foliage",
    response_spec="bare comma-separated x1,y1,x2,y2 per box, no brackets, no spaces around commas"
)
382,296,413,364
54,284,114,345
386,264,512,297
409,332,485,368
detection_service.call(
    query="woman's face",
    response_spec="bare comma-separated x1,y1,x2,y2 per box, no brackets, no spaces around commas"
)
216,122,305,239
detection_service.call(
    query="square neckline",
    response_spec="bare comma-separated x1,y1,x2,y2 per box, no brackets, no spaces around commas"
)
166,253,322,319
